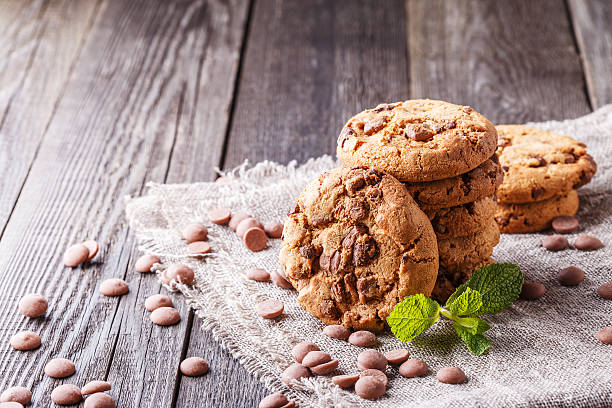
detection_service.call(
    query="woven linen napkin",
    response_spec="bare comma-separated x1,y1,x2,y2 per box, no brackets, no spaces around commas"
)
125,106,612,408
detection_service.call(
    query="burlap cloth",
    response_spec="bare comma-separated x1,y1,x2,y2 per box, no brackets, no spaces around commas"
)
125,106,612,407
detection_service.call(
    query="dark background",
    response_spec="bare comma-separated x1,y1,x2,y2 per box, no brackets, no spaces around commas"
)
0,0,609,406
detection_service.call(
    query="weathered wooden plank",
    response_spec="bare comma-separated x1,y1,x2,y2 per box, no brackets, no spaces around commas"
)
0,0,101,235
0,1,248,408
407,0,591,123
568,0,612,108
222,0,409,168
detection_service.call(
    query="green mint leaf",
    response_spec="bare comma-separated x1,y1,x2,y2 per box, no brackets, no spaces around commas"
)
387,294,440,342
446,263,523,315
446,287,482,317
454,322,491,355
454,316,491,335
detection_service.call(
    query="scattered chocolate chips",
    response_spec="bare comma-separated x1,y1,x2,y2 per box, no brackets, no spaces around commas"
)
348,330,377,347
281,363,311,385
187,241,211,255
597,327,612,344
542,234,569,251
354,376,386,400
10,331,41,351
166,264,195,285
310,359,339,375
229,213,251,231
181,223,208,243
0,387,31,405
247,268,270,282
180,357,209,376
270,269,293,289
150,307,181,326
44,358,76,378
323,324,351,340
384,349,410,366
597,282,612,300
135,254,161,273
83,239,99,261
236,218,264,238
301,351,331,368
291,342,320,364
50,384,82,405
144,294,173,311
332,374,360,388
363,119,385,135
83,393,116,408
208,207,231,225
551,216,579,233
357,350,387,371
574,235,603,251
404,124,435,141
557,266,585,286
360,369,388,387
259,393,293,408
99,278,129,297
244,227,268,252
436,366,467,384
63,243,90,267
81,381,111,395
399,359,429,378
520,281,546,300
18,293,48,318
256,299,284,319
264,222,283,238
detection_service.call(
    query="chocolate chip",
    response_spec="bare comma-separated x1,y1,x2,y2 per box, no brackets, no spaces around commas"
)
256,299,284,319
288,203,300,215
597,327,612,344
462,106,473,114
529,155,547,167
384,349,410,365
150,307,181,326
531,186,545,200
180,357,209,377
50,385,82,405
354,376,386,400
291,342,320,363
356,350,387,371
520,281,546,300
399,359,429,378
45,358,75,379
437,367,467,384
574,235,603,251
364,169,383,185
364,119,385,135
10,331,41,351
338,127,355,148
557,266,585,286
597,282,612,300
302,351,332,368
501,166,509,172
84,393,116,408
346,175,366,193
259,393,292,408
281,363,311,385
319,300,341,319
135,254,161,273
564,153,576,163
353,237,378,266
318,254,330,271
373,103,396,112
331,281,348,303
144,294,173,311
359,368,388,387
349,199,368,220
181,223,208,243
329,251,341,274
332,374,359,388
81,381,111,396
348,330,377,347
404,124,435,141
0,387,31,405
445,120,457,130
323,324,351,340
246,268,270,282
356,276,379,301
299,245,319,259
542,234,569,251
18,293,48,318
552,216,579,233
310,359,339,375
270,269,293,288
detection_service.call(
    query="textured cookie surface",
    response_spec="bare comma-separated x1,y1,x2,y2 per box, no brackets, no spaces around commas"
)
437,218,500,273
336,99,498,182
496,125,596,203
279,167,439,331
406,156,503,209
432,258,494,303
423,196,496,240
495,190,579,234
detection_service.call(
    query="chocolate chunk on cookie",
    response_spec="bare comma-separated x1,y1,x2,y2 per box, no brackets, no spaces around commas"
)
279,167,438,331
496,125,597,204
423,196,496,240
337,100,498,182
495,190,579,234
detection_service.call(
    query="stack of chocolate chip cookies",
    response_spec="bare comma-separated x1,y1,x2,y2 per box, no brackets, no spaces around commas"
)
336,99,502,302
494,125,597,233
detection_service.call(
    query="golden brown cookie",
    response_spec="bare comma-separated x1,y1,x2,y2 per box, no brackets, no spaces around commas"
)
495,190,579,234
336,100,498,182
496,125,596,203
423,196,496,240
431,258,495,303
279,167,439,332
406,156,503,209
437,218,500,273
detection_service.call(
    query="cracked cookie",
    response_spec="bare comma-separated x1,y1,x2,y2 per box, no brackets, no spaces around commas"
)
423,196,496,240
437,218,500,273
279,167,439,332
495,190,579,234
405,156,503,209
496,125,597,203
336,99,498,182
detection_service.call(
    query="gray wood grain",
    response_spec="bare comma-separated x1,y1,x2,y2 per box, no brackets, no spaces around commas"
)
407,0,591,122
0,0,101,236
568,0,612,108
0,1,249,408
223,0,410,168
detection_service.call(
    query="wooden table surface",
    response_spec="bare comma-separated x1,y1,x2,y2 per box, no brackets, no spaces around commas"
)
0,0,610,406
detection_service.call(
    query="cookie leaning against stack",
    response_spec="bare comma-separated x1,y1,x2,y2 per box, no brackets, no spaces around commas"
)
494,125,597,233
336,99,501,302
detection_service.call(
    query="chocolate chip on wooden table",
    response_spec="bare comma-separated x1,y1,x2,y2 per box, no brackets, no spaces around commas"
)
144,294,173,311
574,235,603,251
520,281,546,300
437,366,467,384
150,307,181,326
18,293,48,318
323,324,351,340
348,330,377,347
597,327,612,344
82,239,99,260
557,266,585,286
259,393,294,408
384,349,410,366
44,358,76,378
281,363,311,385
597,282,612,300
135,254,161,273
63,243,90,267
0,387,31,405
291,342,320,363
357,349,387,371
399,359,429,378
81,381,111,395
10,331,41,351
355,375,386,400
247,267,270,282
180,357,209,376
256,299,284,319
208,207,231,225
181,222,208,243
542,234,569,251
84,393,116,408
332,374,360,388
99,278,129,296
50,384,82,405
551,215,579,233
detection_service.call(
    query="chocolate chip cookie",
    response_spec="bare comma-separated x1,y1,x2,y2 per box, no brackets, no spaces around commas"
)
496,125,597,203
432,258,495,303
495,190,579,234
336,100,498,182
279,167,439,331
405,156,503,209
437,218,500,273
423,196,496,240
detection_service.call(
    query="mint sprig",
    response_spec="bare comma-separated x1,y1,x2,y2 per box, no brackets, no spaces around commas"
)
387,263,523,355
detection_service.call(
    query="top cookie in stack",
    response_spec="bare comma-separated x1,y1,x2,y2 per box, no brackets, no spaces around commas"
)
494,125,597,233
337,99,502,302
